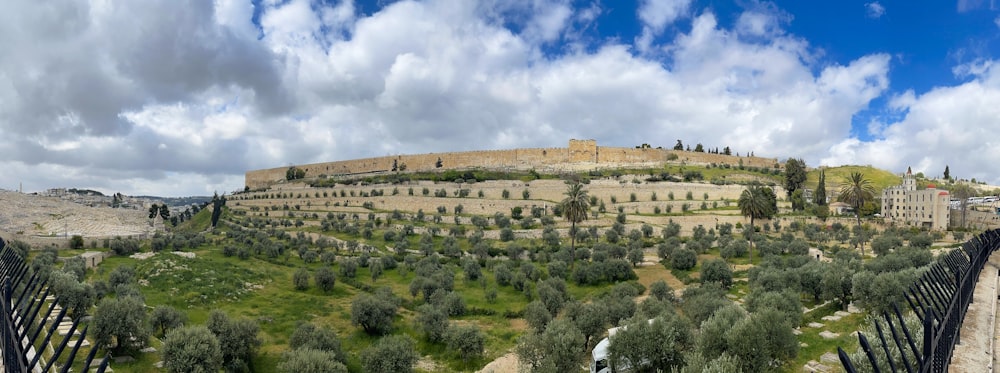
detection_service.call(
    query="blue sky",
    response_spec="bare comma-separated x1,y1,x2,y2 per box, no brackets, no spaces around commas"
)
2,0,1000,196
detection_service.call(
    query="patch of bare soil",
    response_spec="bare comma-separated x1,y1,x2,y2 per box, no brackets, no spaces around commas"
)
635,253,686,295
476,352,519,373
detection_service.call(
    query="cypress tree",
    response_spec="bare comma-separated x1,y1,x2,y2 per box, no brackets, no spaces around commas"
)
814,170,827,206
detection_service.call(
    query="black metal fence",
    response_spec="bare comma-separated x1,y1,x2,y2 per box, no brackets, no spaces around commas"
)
838,229,1000,373
0,238,109,373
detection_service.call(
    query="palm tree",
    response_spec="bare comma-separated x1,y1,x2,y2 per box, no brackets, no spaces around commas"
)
560,181,590,266
738,183,776,263
838,172,876,256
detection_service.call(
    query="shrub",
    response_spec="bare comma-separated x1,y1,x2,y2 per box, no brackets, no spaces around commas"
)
361,335,418,373
701,259,733,289
162,326,222,373
315,267,336,292
292,268,310,290
351,290,399,335
671,248,697,270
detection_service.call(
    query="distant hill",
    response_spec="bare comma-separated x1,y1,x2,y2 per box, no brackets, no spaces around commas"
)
136,196,213,207
805,165,901,193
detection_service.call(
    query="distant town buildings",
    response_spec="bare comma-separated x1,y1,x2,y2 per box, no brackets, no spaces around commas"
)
36,188,153,209
880,168,951,230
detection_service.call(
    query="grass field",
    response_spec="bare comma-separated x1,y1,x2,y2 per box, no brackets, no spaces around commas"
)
27,165,954,373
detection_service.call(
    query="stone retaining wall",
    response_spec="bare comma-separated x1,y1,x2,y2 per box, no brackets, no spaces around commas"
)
246,139,780,190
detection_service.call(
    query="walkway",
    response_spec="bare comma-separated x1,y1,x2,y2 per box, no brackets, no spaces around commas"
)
948,252,1000,372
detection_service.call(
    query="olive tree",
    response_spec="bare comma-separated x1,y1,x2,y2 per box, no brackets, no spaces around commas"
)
315,267,336,292
206,310,261,373
608,314,693,372
700,259,733,289
278,348,347,373
293,268,310,290
150,305,187,337
516,319,584,373
92,296,150,353
288,322,346,365
162,326,222,373
351,289,399,335
361,335,418,373
445,324,486,362
415,304,449,343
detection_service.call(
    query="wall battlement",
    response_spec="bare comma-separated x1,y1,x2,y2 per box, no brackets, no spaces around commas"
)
245,139,780,190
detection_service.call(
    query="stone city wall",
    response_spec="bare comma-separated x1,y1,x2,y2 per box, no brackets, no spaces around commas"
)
246,139,780,190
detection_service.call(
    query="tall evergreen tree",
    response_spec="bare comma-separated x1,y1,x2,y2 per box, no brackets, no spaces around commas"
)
783,158,807,197
211,193,226,228
944,165,950,180
814,170,827,206
159,204,170,220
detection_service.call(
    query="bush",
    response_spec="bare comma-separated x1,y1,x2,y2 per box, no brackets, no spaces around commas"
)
720,240,748,260
206,311,261,372
339,258,358,278
649,280,675,303
293,268,311,290
288,323,345,364
500,228,515,242
109,237,140,255
70,235,85,250
701,259,733,289
445,324,486,362
416,305,449,343
162,326,222,373
150,305,187,337
671,248,697,270
361,335,418,373
93,296,150,353
351,290,399,335
315,267,336,292
278,348,347,373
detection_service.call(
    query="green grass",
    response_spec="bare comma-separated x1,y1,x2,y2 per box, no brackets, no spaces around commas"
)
807,165,901,193
84,242,554,372
787,302,863,371
70,166,924,372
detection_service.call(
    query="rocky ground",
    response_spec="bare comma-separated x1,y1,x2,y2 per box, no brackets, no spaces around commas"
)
0,190,154,242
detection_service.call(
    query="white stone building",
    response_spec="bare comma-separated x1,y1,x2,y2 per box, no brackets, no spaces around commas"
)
881,167,951,230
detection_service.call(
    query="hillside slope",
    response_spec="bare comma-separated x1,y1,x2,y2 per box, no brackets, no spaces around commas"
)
805,166,901,194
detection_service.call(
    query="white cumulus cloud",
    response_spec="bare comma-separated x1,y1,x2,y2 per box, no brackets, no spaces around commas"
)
3,0,993,196
866,2,886,19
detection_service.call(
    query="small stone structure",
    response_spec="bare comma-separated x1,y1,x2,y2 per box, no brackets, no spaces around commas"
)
80,251,112,269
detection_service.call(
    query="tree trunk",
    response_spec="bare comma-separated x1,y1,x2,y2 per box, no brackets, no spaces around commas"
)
570,220,576,268
748,216,754,264
855,211,864,257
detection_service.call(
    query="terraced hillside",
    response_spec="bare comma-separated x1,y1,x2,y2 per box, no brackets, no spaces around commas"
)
26,164,963,373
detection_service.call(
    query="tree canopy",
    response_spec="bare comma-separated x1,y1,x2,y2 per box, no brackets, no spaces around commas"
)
560,181,590,263
783,158,807,197
838,172,876,255
162,326,222,373
737,183,777,261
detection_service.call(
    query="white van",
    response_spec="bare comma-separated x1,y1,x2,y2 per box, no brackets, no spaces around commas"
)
591,337,611,373
590,319,655,373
